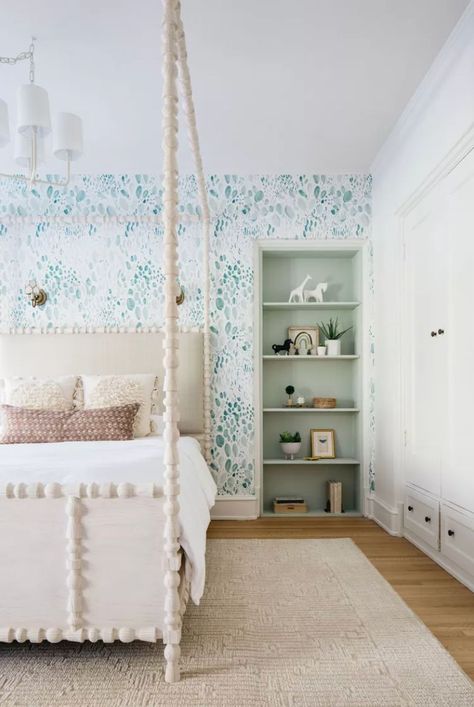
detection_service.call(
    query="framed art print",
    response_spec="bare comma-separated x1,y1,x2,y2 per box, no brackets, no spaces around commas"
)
311,428,336,458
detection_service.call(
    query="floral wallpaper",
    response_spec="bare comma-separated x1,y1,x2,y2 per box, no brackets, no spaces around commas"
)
0,174,374,495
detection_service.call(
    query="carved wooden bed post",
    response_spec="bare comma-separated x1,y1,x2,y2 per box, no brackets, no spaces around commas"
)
161,0,182,684
162,0,211,682
175,0,212,463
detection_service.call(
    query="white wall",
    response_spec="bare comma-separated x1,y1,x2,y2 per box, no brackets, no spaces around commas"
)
370,2,474,521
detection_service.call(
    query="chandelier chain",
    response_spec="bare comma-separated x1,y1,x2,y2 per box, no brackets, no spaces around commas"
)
0,37,36,83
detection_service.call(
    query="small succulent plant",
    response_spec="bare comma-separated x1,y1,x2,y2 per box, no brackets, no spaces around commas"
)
279,431,301,443
318,317,352,341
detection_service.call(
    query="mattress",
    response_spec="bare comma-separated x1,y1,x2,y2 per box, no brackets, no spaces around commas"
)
0,436,217,603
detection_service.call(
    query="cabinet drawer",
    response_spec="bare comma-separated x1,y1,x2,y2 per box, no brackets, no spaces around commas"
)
404,488,439,550
441,505,474,576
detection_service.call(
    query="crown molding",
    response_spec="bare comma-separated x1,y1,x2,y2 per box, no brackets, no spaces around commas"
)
371,1,474,175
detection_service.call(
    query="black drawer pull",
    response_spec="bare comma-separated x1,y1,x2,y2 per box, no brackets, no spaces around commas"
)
430,331,437,337
407,505,414,512
438,328,445,335
448,529,455,537
424,516,431,523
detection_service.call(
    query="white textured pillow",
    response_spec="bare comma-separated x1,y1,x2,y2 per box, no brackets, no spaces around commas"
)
81,374,156,438
1,376,77,411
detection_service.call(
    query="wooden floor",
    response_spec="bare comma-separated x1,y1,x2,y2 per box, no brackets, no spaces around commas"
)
208,517,474,680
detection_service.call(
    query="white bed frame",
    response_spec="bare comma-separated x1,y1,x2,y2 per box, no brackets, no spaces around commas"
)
0,0,212,683
0,330,205,676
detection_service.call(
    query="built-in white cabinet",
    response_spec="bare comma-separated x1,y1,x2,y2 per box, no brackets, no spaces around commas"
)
404,487,439,551
402,148,474,588
404,186,447,497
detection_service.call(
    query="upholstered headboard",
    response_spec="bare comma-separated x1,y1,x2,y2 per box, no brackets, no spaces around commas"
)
0,332,204,434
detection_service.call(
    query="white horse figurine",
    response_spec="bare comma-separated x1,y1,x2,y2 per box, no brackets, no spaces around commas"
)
304,282,328,303
288,274,312,303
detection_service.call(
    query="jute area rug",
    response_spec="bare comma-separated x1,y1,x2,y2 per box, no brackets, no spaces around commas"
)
0,538,473,706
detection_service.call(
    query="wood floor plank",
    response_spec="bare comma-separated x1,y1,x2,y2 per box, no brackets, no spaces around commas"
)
208,517,474,679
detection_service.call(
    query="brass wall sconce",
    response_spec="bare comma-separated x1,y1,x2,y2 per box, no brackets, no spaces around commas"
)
176,285,185,306
25,280,47,308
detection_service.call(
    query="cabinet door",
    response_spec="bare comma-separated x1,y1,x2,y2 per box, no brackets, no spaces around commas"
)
442,150,474,513
404,187,447,495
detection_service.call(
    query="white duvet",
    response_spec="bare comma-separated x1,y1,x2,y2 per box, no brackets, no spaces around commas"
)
0,436,217,603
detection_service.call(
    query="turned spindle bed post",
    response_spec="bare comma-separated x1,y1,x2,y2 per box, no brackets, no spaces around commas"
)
161,0,182,684
162,0,211,682
175,0,212,463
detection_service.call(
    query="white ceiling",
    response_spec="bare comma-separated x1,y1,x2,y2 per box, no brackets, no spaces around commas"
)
0,0,469,174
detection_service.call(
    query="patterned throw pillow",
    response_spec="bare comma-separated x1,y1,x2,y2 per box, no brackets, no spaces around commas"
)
81,374,156,438
0,403,139,444
1,376,77,411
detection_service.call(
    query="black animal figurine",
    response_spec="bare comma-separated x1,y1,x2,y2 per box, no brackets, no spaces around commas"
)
272,338,293,356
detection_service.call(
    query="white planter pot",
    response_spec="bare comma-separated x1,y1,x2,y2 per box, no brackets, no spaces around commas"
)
280,442,301,460
326,339,341,356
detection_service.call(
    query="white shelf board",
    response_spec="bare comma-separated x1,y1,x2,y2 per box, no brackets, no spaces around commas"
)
263,301,360,311
263,407,359,413
263,458,360,465
262,355,359,360
262,510,363,518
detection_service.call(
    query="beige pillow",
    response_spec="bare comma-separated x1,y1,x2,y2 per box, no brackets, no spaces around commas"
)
0,403,139,444
81,374,156,438
1,376,77,411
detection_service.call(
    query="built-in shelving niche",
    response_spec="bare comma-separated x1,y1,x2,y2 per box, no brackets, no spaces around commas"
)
256,243,365,517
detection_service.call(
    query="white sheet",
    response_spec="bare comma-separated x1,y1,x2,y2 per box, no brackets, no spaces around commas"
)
0,436,217,604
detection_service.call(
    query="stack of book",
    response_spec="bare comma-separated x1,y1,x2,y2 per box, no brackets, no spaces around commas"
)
327,481,342,513
273,496,308,514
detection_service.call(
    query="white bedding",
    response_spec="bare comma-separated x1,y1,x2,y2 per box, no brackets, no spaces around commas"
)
0,436,216,604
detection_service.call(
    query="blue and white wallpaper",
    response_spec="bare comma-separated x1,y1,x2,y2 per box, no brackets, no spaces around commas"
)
0,174,373,495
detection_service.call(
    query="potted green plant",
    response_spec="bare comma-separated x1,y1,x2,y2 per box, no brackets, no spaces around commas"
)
285,385,295,407
318,317,352,356
279,431,302,460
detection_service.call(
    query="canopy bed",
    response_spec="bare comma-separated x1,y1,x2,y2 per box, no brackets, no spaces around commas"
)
0,0,211,683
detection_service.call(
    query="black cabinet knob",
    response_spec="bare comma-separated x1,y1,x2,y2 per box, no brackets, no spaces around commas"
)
448,529,455,537
431,331,437,337
407,505,413,512
438,329,445,335
424,516,431,523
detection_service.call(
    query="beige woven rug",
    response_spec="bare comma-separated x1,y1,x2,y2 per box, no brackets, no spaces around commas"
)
0,538,473,706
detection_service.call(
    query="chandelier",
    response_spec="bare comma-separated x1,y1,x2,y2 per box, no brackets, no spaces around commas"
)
0,38,83,186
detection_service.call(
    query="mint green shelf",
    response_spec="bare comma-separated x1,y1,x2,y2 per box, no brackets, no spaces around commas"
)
263,458,360,465
263,301,360,311
263,408,359,413
262,510,363,518
262,355,359,360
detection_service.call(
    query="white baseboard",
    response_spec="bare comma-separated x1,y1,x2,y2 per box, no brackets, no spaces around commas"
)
211,495,259,520
367,494,403,536
404,530,474,593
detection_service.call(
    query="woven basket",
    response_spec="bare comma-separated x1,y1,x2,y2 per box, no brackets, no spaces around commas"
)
313,397,336,409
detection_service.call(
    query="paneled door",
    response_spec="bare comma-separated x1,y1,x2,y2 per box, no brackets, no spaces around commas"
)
443,149,474,512
403,185,448,496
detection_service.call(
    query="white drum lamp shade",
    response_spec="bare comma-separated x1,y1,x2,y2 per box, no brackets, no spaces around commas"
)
53,112,83,161
17,84,51,137
14,132,45,167
0,98,10,148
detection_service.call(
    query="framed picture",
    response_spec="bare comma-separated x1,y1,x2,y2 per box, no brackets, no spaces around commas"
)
288,326,319,355
311,428,336,458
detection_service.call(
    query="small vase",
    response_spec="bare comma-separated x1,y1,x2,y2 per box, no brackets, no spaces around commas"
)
317,346,327,356
326,339,341,356
280,442,301,460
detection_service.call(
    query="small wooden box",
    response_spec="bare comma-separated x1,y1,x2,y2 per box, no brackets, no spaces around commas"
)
313,397,336,408
273,501,308,514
